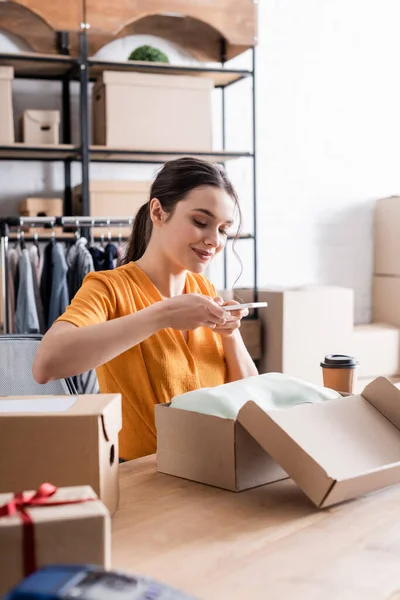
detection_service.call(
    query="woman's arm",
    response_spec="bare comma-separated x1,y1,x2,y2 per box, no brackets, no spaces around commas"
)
222,330,258,382
33,302,167,384
33,293,228,384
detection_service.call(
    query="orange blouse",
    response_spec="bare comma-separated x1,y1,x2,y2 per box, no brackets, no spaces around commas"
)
57,262,227,460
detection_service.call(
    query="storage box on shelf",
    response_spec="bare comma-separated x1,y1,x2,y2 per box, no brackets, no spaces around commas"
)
18,197,63,234
22,109,60,144
72,180,150,236
0,66,14,144
92,71,213,151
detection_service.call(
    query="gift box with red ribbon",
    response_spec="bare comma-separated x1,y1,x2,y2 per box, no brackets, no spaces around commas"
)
0,483,111,596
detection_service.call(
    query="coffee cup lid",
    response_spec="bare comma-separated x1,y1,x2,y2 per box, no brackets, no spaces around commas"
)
320,354,359,369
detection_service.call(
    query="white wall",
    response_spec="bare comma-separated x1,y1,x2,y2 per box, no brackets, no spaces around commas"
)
1,1,400,323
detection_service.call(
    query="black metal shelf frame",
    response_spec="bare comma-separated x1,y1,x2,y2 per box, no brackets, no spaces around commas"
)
0,28,258,300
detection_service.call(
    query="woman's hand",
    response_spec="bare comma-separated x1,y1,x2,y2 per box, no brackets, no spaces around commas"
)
212,296,249,337
163,293,229,331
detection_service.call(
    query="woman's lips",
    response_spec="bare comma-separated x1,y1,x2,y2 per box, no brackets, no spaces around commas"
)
192,248,212,262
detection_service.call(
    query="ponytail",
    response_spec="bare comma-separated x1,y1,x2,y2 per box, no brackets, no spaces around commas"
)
122,202,152,263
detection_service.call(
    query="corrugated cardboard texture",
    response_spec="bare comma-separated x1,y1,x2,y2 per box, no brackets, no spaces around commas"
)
93,70,213,151
0,395,122,514
238,378,400,507
155,404,286,491
0,485,110,596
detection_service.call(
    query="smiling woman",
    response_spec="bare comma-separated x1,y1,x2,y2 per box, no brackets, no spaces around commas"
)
32,157,258,461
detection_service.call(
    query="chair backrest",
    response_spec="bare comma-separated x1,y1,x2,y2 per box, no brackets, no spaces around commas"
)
0,335,76,396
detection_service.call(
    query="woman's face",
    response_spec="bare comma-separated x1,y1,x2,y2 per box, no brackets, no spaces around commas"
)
152,185,235,273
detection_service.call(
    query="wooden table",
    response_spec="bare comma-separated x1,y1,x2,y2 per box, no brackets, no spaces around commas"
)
113,456,400,600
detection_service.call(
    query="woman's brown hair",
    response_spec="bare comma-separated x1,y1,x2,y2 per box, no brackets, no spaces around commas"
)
123,157,242,263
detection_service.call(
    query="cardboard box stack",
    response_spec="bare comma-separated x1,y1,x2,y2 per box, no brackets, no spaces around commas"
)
0,393,121,595
367,196,400,389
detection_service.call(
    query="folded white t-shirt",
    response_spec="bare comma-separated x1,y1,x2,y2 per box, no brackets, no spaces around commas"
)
170,372,340,419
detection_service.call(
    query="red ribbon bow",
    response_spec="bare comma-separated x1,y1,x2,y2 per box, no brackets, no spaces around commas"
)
0,482,94,576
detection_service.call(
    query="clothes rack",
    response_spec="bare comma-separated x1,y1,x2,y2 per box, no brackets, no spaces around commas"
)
0,215,134,334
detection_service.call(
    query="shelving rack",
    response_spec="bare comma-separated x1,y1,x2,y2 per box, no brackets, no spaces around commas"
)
0,24,258,291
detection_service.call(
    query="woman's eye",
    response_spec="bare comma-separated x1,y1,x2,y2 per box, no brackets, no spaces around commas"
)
219,229,229,236
193,219,207,228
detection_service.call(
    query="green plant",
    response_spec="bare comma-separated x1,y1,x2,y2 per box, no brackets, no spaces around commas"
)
128,45,169,64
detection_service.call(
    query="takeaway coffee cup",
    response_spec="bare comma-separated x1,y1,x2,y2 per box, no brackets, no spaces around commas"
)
320,354,359,394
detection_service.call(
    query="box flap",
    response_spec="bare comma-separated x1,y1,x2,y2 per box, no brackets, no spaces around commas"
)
0,395,121,418
321,462,400,507
238,392,400,507
361,376,400,430
237,401,334,506
100,69,214,90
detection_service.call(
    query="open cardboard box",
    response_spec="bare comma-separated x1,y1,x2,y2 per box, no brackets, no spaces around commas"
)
155,377,400,507
155,400,287,491
0,394,122,514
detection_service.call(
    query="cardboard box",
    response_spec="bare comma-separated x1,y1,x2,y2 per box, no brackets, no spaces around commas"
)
237,377,400,508
72,180,150,237
351,323,400,378
233,286,354,385
0,66,14,144
18,197,63,235
0,484,110,596
356,376,400,394
93,70,213,151
155,402,287,491
0,394,122,514
372,275,400,327
22,109,60,144
374,196,400,276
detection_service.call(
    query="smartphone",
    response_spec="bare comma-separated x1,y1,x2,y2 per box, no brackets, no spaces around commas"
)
222,301,268,311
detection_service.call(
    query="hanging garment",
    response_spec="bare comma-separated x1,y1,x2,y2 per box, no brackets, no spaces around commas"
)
14,248,40,334
40,241,54,328
7,246,21,333
104,243,118,270
48,241,69,329
29,244,46,334
67,237,94,299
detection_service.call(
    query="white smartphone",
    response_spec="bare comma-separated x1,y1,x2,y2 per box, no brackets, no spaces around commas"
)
222,301,268,311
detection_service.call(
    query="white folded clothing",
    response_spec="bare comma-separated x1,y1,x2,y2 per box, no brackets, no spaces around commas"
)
170,372,341,419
